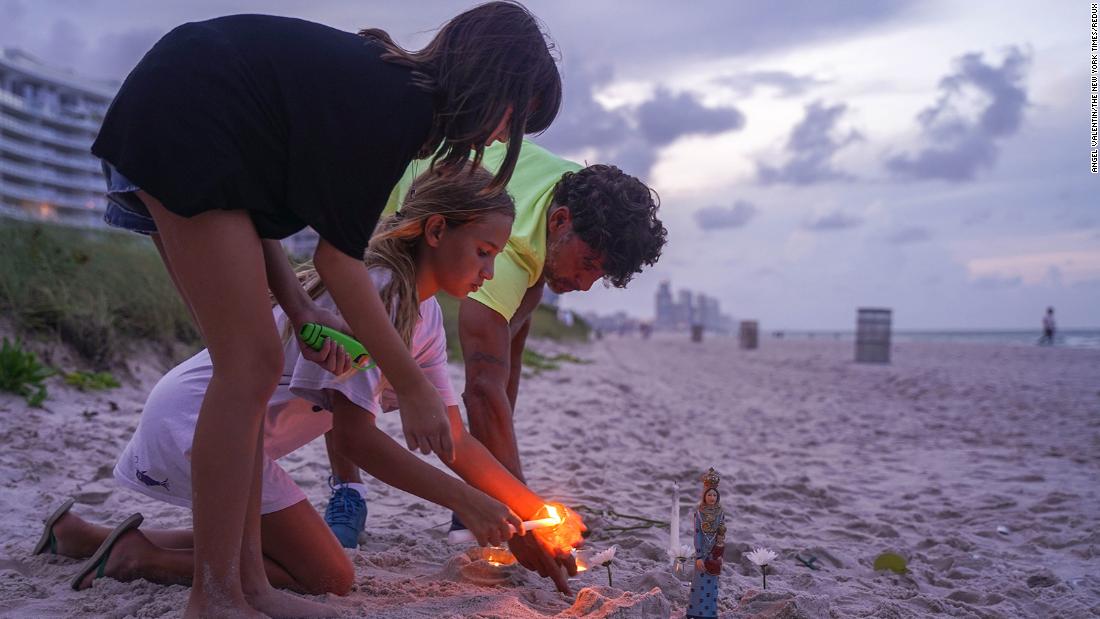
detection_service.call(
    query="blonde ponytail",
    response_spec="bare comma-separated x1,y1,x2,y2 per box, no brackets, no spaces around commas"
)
288,166,515,348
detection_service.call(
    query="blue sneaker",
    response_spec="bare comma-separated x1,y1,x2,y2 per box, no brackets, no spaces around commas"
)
324,477,367,549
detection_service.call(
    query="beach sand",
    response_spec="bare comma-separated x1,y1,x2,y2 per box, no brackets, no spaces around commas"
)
1,334,1098,618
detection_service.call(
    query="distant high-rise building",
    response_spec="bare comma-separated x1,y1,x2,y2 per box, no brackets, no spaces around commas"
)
677,289,694,327
653,281,733,333
697,294,723,331
655,280,675,329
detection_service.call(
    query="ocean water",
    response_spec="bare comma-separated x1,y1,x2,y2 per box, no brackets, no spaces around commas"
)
775,329,1100,350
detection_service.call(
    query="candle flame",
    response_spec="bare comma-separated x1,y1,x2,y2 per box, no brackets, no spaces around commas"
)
534,503,586,557
479,545,515,567
545,505,562,524
574,555,589,572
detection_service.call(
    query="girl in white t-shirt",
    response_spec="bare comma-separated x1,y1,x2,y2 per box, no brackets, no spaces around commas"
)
36,168,584,596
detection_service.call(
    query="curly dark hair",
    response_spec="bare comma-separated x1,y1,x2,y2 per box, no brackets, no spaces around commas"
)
551,165,667,287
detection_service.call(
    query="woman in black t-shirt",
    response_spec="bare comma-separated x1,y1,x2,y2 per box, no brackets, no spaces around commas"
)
90,4,560,616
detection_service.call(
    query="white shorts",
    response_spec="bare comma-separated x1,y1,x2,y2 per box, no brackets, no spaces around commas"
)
111,284,457,515
112,352,312,515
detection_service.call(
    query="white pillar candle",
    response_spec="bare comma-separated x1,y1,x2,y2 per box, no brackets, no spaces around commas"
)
447,516,559,545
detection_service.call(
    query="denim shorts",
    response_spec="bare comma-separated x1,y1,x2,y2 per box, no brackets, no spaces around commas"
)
101,161,157,235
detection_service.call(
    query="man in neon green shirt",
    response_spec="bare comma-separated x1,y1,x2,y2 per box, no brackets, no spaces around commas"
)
324,139,667,591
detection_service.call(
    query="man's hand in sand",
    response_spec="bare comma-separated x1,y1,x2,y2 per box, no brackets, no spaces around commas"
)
508,532,578,594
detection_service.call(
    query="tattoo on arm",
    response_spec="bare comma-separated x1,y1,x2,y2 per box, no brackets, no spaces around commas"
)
470,351,508,367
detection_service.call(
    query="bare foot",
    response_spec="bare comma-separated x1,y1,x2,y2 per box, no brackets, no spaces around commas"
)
184,597,268,619
247,587,339,618
52,513,112,560
186,569,267,619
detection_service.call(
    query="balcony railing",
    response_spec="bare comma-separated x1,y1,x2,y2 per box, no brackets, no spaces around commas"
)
0,112,94,151
0,181,104,212
0,134,100,173
0,201,107,228
0,159,104,192
0,89,105,133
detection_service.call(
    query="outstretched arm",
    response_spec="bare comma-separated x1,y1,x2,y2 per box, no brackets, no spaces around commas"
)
329,394,518,546
443,401,581,593
330,392,580,592
506,316,532,409
315,239,452,462
505,281,544,409
459,298,523,480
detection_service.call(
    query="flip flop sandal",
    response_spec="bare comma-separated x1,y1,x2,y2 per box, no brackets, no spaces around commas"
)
70,513,143,591
32,498,76,556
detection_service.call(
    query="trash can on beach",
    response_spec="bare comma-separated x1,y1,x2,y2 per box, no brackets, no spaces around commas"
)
739,321,758,350
855,308,891,363
690,324,704,343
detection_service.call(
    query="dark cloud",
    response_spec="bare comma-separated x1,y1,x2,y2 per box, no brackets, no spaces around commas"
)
694,200,758,230
637,88,745,146
537,63,744,181
719,70,827,98
536,62,630,155
804,210,862,231
758,100,862,185
887,47,1030,181
887,226,932,243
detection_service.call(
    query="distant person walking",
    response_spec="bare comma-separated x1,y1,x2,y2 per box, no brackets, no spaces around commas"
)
1040,307,1056,345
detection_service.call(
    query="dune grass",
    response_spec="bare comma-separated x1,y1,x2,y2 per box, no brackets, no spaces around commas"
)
0,219,586,370
0,221,199,367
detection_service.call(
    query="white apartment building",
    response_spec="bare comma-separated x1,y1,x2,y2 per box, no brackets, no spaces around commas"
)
0,48,114,228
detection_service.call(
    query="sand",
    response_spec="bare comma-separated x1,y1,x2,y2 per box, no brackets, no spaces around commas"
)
1,334,1098,618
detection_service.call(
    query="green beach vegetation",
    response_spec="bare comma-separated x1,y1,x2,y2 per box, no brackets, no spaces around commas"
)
0,221,199,367
0,337,54,406
1,220,588,373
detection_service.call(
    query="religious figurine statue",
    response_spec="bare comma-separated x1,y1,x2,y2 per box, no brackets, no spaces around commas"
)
686,468,725,619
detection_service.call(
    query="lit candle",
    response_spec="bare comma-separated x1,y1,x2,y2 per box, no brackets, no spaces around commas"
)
669,482,680,562
447,508,561,545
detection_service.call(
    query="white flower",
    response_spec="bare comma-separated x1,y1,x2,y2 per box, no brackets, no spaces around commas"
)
590,545,617,566
746,547,778,567
669,544,694,561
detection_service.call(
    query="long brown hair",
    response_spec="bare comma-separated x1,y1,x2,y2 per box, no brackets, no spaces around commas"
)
294,167,515,347
360,1,561,193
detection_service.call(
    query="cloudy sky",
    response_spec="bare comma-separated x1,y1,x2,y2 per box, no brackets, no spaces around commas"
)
3,1,1095,329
